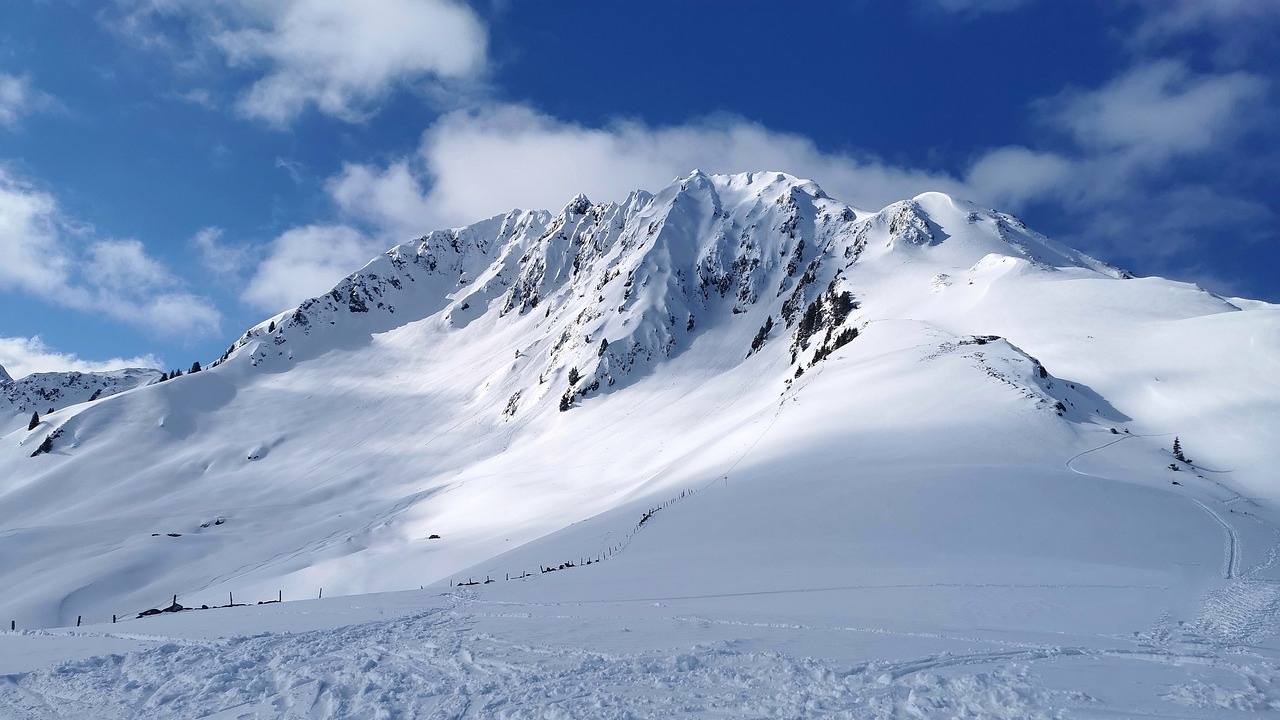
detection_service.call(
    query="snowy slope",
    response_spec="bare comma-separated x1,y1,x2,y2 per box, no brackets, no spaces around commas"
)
1,171,1279,717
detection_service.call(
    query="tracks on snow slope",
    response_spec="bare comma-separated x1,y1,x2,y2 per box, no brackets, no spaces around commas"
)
1068,430,1280,650
0,591,1076,720
1066,432,1246,579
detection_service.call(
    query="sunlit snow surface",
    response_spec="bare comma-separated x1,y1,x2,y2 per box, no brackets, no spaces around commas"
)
2,172,1278,717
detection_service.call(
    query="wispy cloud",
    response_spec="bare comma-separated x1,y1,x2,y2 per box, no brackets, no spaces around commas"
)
915,0,1034,17
191,226,250,280
0,73,52,130
274,156,306,184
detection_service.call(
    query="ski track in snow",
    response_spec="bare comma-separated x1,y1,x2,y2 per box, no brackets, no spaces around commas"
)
7,590,1280,719
1065,431,1280,656
1067,431,1247,580
1188,497,1242,580
0,594,1079,720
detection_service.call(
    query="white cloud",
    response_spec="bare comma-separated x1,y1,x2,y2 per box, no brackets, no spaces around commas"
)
957,60,1269,215
0,335,161,380
221,0,487,125
0,168,222,338
963,146,1076,208
241,224,380,312
112,0,488,126
327,161,435,238
87,239,173,292
0,74,50,130
191,226,249,278
0,170,70,288
1127,0,1280,51
1044,61,1267,162
406,104,961,229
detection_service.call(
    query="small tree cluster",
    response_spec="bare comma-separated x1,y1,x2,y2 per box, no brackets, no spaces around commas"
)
1172,437,1191,464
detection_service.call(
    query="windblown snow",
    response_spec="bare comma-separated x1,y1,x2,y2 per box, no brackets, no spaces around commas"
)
2,171,1278,718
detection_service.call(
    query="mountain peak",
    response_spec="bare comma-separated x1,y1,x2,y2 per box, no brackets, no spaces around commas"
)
0,363,11,385
562,193,592,216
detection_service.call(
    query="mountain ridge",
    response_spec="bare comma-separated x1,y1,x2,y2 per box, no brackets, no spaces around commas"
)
0,170,1276,630
212,171,1134,416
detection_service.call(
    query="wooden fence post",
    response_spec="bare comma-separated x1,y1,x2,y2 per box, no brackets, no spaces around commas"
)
77,616,81,627
112,615,117,624
278,590,282,603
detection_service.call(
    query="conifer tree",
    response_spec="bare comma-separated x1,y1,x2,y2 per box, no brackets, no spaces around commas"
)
28,411,39,431
1172,437,1187,463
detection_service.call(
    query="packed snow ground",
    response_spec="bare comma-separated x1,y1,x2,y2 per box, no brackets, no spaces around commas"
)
2,172,1278,717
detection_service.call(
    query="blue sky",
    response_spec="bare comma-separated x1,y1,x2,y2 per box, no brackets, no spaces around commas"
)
0,0,1277,378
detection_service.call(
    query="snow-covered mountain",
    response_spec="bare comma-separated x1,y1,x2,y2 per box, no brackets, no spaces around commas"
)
3,171,1279,717
0,366,161,434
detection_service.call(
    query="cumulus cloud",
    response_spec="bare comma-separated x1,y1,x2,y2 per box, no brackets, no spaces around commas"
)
327,161,436,238
0,170,69,288
241,224,381,312
388,104,961,228
0,168,222,338
0,335,162,380
111,0,488,126
962,146,1075,208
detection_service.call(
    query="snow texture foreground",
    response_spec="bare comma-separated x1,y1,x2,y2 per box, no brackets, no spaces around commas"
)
4,581,1280,718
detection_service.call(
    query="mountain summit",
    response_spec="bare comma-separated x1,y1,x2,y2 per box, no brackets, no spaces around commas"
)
1,171,1276,634
216,171,1129,415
